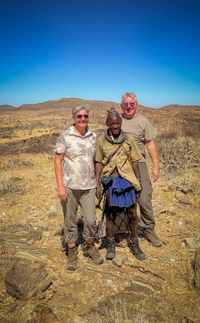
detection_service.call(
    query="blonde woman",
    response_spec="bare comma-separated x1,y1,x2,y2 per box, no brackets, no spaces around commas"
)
54,106,103,271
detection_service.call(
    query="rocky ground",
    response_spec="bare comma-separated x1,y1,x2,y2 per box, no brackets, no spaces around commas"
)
0,108,200,323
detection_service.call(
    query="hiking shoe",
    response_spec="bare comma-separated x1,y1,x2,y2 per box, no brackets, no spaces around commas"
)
129,237,145,261
67,248,78,271
106,241,116,260
143,229,163,247
83,244,103,265
99,237,108,249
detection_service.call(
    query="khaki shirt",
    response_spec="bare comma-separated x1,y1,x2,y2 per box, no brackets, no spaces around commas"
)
121,113,156,162
95,133,142,191
56,125,96,190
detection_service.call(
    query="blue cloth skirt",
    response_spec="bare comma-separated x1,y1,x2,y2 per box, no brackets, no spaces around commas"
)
101,176,136,208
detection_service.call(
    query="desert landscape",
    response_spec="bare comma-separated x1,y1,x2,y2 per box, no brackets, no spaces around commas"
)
0,98,200,323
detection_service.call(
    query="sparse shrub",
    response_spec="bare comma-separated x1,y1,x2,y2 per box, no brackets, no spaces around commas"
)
157,133,200,197
4,159,34,170
89,299,128,323
0,175,23,195
158,137,199,175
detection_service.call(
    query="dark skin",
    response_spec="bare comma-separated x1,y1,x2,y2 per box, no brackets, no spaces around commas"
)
95,118,141,239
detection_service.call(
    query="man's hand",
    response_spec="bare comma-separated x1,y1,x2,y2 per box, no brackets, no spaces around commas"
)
152,165,159,182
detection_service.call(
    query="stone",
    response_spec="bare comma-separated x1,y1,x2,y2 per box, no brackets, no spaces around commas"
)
130,276,156,294
4,259,51,300
0,223,42,244
29,304,59,323
175,191,192,205
182,237,200,249
112,256,128,267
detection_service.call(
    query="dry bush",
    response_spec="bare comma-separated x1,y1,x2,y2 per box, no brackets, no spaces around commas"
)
4,159,34,170
88,299,128,323
158,137,199,175
157,133,200,195
0,175,23,196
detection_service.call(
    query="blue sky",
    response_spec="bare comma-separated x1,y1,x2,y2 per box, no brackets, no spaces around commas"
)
0,0,200,108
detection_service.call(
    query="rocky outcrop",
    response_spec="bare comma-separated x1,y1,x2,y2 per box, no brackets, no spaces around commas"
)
4,259,51,300
0,223,51,301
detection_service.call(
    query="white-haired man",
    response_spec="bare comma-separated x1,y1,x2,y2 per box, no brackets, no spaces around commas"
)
121,92,162,247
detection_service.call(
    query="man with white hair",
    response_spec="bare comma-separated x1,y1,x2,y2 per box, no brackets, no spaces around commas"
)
121,92,163,247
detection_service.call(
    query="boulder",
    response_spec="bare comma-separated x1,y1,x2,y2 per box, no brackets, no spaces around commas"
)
175,191,192,205
4,259,51,300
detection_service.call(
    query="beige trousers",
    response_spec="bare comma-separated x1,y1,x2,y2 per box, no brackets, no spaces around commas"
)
62,188,96,244
138,163,155,230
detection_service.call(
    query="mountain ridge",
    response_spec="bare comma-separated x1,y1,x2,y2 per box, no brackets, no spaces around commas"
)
0,98,199,112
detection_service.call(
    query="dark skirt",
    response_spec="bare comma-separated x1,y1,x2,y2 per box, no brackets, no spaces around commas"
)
101,176,136,208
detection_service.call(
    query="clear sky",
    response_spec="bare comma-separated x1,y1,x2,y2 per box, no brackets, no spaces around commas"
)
0,0,200,108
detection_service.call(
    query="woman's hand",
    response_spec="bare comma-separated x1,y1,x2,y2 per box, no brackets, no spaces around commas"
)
96,183,102,200
57,187,67,201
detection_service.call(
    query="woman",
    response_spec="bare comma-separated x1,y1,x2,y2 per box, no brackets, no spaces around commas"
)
95,108,145,261
54,105,103,271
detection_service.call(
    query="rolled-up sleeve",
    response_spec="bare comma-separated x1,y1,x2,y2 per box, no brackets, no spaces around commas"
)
56,133,66,154
144,118,156,141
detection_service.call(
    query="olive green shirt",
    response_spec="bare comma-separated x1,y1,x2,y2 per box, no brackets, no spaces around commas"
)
95,133,142,191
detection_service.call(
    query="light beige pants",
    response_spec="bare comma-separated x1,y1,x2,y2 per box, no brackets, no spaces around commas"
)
62,188,96,244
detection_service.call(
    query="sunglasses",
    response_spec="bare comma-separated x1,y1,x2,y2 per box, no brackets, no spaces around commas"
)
76,114,89,120
122,103,137,109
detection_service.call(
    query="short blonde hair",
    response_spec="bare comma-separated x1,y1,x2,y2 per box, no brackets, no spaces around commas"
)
121,92,137,102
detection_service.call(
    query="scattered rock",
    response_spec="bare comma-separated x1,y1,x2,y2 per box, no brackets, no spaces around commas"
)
168,207,176,215
1,223,42,243
29,304,59,323
112,256,128,267
159,207,170,216
175,191,192,205
130,276,156,294
182,237,200,249
72,316,88,323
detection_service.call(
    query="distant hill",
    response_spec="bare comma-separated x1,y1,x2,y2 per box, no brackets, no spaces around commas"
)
0,98,199,113
0,97,155,112
0,104,17,112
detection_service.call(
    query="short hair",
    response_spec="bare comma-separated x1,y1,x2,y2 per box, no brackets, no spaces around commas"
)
72,105,89,117
121,92,137,102
106,108,122,125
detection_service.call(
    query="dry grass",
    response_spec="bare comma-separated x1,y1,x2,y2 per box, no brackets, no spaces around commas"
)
0,175,23,196
157,120,200,206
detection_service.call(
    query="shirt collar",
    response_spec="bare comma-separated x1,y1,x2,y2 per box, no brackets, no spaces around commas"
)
68,125,92,137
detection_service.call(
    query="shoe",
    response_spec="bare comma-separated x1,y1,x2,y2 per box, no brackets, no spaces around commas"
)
67,248,78,271
99,236,108,249
143,229,163,247
106,239,116,260
129,237,145,261
83,244,103,265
